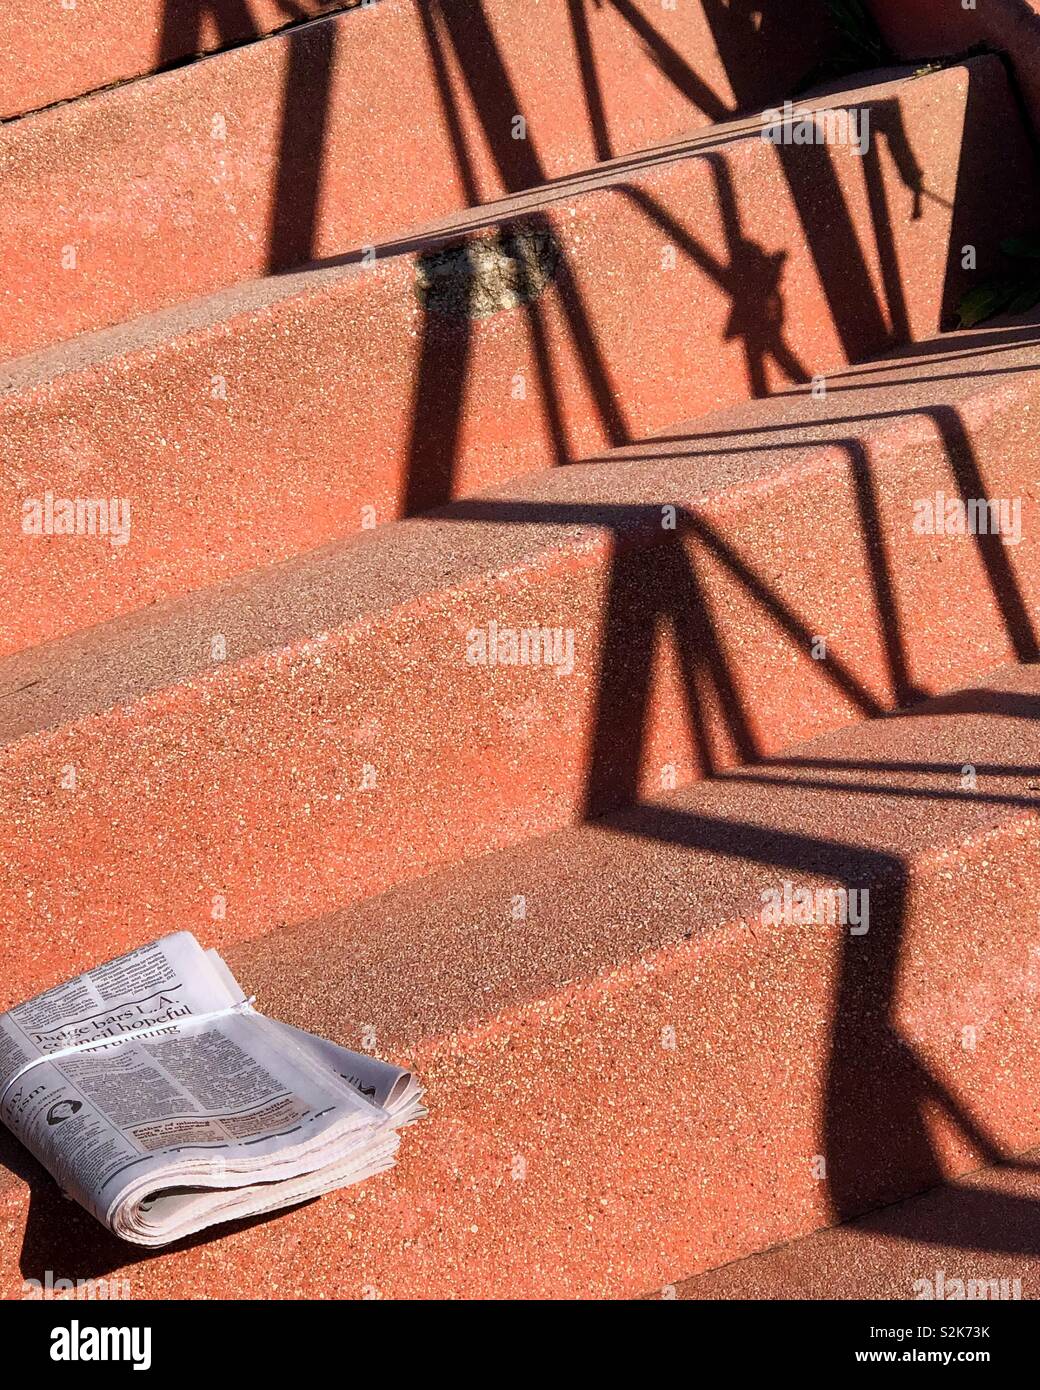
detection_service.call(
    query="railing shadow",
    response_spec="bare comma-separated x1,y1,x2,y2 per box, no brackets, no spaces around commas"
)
392,10,1040,1268
9,0,1039,1288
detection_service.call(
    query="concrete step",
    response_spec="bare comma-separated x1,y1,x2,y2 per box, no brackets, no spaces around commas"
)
0,1,342,117
666,1147,1040,1300
0,0,833,344
1,313,1037,1011
869,0,1040,141
2,662,1038,1296
5,59,1036,659
1,0,835,122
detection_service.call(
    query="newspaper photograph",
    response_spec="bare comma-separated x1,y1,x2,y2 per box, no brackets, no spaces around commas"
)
0,933,424,1247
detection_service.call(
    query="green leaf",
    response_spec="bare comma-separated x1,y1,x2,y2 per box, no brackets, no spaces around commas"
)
1007,279,1040,315
822,0,887,66
1000,235,1040,260
957,283,1014,328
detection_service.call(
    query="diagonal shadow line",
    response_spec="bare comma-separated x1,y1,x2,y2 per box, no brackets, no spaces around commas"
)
623,357,1040,446
617,178,812,395
416,0,482,206
860,125,912,347
617,180,727,281
753,753,1040,777
821,870,945,1222
843,437,925,706
524,294,574,467
580,535,706,813
266,12,338,272
605,0,733,121
400,309,473,518
765,357,1040,402
855,1184,1040,1260
549,235,634,448
601,796,903,880
925,404,1039,663
772,326,1040,383
903,1036,1020,1170
775,130,893,358
890,687,1040,722
682,510,886,716
580,531,760,817
567,0,613,163
592,355,1040,462
672,539,761,770
432,0,546,191
991,1158,1040,1174
871,96,926,224
436,494,893,719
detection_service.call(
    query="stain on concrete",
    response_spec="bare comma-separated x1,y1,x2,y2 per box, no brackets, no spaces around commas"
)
416,224,560,319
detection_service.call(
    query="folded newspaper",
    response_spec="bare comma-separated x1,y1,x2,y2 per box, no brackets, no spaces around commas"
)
0,932,424,1246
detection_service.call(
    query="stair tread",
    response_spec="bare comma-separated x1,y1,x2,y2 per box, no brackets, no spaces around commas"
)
4,6,1040,1299
666,1147,1040,1300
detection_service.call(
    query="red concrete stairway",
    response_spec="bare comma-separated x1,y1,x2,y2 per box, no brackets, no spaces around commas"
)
2,1,1039,1299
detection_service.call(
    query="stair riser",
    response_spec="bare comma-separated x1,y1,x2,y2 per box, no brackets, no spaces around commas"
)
2,383,1035,1010
0,0,831,343
3,812,1037,1295
6,62,1034,660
